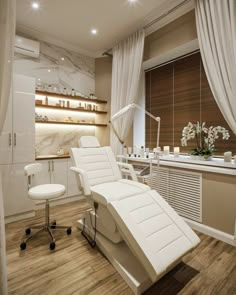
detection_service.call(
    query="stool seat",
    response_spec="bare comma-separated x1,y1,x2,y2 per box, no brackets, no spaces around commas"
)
28,184,65,200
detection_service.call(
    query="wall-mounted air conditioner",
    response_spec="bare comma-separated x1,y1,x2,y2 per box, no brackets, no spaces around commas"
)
14,35,40,58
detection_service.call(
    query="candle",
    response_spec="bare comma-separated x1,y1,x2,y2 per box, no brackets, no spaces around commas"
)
163,146,170,156
224,151,232,162
156,147,161,154
174,147,180,157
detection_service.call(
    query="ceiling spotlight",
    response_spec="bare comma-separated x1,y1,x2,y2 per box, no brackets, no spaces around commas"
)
91,29,98,35
61,57,65,61
32,2,40,9
47,69,51,72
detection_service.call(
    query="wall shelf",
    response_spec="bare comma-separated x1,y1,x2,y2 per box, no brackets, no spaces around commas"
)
36,90,107,104
35,104,107,114
35,121,107,127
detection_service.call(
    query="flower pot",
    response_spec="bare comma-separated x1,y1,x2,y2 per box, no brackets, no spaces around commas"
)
199,155,212,161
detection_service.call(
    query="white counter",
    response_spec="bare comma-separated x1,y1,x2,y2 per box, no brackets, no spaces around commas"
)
119,154,236,176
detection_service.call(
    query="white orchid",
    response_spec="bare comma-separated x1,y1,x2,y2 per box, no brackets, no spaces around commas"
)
181,121,230,158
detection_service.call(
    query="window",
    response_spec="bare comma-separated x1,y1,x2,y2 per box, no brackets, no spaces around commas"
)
145,52,236,155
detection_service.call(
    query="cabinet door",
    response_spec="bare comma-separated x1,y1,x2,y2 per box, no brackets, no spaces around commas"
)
12,75,35,164
0,87,13,164
51,159,67,199
1,163,34,217
67,159,81,197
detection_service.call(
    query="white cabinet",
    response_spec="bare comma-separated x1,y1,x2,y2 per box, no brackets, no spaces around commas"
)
0,88,12,165
0,75,35,165
1,163,34,217
67,159,81,197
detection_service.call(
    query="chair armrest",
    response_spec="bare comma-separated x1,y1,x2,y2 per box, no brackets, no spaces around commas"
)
70,166,91,196
116,162,138,182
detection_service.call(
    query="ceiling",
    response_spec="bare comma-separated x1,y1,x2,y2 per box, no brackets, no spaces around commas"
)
16,0,191,57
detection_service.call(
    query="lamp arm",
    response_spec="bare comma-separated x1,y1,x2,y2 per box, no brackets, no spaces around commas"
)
111,102,161,148
108,121,125,145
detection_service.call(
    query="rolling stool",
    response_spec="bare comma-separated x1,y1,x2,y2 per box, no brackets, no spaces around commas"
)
20,163,72,251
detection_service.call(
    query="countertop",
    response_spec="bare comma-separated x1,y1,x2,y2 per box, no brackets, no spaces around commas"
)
119,154,236,176
36,155,70,160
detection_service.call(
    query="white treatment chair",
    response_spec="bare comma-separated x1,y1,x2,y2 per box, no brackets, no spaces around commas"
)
70,136,200,294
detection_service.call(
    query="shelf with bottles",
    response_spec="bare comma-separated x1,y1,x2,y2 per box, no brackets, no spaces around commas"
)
35,90,107,104
35,103,107,114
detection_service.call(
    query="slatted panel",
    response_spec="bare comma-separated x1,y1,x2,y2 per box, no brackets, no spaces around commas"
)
169,169,202,222
146,166,169,202
145,166,202,222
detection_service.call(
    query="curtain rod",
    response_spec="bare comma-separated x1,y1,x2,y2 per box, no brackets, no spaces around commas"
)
102,0,192,57
143,0,192,30
145,49,200,72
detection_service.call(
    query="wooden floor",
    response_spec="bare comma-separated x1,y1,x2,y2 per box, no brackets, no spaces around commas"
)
6,200,236,295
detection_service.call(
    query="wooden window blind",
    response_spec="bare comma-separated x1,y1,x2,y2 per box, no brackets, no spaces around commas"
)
145,52,236,155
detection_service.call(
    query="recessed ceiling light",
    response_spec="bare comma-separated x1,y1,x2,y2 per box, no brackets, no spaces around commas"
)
61,57,65,61
32,2,40,9
47,69,51,72
128,0,138,4
91,29,98,35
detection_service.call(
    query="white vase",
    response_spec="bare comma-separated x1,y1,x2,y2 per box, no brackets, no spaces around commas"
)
199,155,212,161
190,155,212,161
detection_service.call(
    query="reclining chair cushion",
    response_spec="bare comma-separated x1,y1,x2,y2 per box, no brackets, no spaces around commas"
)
91,179,150,206
107,189,200,282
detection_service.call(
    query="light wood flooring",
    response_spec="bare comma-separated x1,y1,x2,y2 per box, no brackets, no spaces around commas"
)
6,200,236,295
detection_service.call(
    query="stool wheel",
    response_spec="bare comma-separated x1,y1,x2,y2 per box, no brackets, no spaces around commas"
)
51,221,56,229
90,240,96,248
67,228,72,235
49,242,56,250
25,228,31,235
20,242,27,250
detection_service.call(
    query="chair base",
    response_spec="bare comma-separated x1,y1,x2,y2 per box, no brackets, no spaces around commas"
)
20,220,72,251
20,199,72,251
77,215,152,295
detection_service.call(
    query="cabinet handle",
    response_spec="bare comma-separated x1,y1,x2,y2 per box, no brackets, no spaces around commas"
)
48,161,51,172
52,160,54,171
13,133,16,146
8,133,12,147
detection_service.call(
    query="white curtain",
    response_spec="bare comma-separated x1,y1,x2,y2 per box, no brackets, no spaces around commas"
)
195,0,236,135
0,0,16,294
111,29,145,155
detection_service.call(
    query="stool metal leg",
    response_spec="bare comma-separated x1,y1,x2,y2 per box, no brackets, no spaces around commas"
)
20,200,72,251
45,200,50,226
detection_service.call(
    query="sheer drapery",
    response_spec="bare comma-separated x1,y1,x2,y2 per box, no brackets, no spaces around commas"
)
111,29,145,155
0,0,16,294
195,0,236,134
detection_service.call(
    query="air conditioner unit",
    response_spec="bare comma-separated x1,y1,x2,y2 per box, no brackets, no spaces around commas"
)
14,35,40,58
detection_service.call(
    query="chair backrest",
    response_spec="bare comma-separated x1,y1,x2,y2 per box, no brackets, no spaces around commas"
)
24,163,42,176
79,136,100,148
71,136,122,186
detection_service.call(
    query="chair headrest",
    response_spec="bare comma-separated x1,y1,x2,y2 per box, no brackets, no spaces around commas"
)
79,136,101,148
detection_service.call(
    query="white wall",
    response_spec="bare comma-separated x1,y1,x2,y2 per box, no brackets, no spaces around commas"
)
14,38,95,96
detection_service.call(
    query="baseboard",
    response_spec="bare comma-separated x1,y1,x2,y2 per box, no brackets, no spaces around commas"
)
184,218,236,247
5,211,35,224
35,194,85,210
